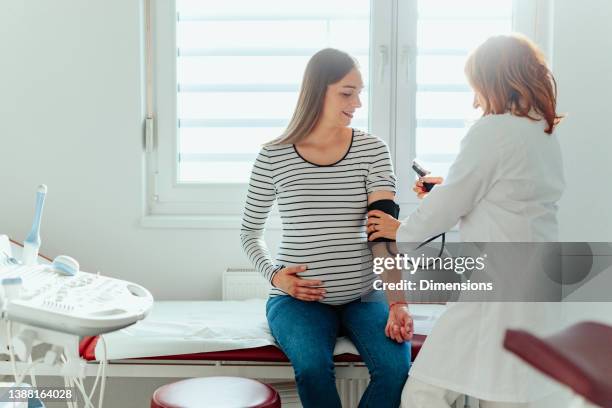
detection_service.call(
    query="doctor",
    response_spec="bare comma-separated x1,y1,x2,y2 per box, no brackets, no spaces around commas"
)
367,34,565,407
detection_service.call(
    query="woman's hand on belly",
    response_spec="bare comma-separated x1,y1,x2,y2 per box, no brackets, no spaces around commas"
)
272,265,326,301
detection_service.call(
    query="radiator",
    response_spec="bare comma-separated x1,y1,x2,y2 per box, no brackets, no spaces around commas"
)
222,268,270,300
272,380,368,408
336,379,369,408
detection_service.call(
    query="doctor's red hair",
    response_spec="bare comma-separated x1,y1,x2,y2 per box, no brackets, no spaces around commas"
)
465,34,563,134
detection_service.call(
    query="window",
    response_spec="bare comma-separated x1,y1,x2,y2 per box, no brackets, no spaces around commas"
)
145,0,548,221
394,0,515,203
176,0,371,184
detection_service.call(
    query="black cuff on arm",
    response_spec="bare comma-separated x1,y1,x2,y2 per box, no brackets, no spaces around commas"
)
367,199,400,242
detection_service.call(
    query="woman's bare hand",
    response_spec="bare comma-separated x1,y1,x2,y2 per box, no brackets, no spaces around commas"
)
271,265,326,301
367,210,400,241
386,304,414,343
413,176,444,199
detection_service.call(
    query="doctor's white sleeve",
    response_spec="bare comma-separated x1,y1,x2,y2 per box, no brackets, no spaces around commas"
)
397,120,502,243
240,148,283,283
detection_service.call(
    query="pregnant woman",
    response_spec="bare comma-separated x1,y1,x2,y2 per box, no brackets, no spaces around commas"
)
240,48,412,408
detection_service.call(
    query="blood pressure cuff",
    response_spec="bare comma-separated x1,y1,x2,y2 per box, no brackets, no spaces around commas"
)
367,199,400,242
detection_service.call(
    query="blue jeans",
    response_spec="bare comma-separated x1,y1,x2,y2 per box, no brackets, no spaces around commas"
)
266,294,411,408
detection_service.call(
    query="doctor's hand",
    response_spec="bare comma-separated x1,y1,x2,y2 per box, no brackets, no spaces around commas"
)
271,265,326,301
414,176,444,199
367,210,400,241
386,304,414,343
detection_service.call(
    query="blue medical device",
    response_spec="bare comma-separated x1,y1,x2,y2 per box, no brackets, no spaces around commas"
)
22,185,47,265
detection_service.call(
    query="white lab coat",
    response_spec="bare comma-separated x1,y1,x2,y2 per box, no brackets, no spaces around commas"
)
398,113,565,402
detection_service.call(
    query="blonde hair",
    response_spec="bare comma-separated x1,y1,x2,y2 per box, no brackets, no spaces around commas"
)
465,34,563,134
266,48,358,145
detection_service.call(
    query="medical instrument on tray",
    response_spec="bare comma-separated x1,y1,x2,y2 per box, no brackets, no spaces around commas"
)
22,185,47,266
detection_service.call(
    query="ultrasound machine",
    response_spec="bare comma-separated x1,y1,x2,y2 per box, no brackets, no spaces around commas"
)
0,185,153,407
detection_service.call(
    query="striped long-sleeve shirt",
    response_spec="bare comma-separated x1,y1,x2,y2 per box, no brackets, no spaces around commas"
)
240,129,396,305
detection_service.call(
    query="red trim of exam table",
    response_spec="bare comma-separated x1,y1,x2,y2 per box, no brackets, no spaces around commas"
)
79,334,426,363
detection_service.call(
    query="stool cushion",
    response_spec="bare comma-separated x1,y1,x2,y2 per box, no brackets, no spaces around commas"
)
151,376,281,408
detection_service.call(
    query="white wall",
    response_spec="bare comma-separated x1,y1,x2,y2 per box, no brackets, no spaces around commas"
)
0,0,249,300
552,0,612,330
554,0,612,243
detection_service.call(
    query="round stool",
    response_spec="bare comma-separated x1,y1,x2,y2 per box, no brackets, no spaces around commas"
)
151,376,281,408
